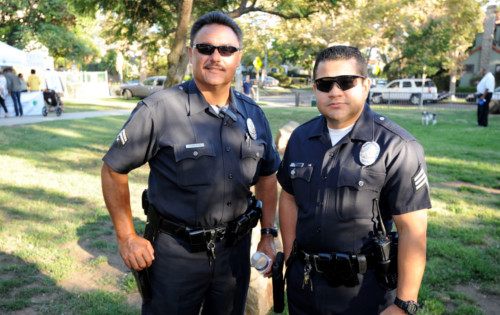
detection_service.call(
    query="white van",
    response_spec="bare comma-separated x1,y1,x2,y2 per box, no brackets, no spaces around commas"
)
370,78,438,105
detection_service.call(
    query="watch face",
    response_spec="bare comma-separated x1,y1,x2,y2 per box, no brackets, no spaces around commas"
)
407,302,419,314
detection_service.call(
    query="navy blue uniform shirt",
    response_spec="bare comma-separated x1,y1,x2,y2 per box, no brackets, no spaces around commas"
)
277,104,431,254
103,80,280,227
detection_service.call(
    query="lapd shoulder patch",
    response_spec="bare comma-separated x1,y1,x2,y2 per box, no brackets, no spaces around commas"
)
412,166,428,192
114,129,128,148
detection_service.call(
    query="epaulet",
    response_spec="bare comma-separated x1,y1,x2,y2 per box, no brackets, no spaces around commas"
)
142,83,187,105
374,114,415,141
234,90,260,108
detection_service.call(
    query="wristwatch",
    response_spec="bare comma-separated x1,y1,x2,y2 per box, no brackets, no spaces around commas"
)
260,227,278,237
394,297,419,315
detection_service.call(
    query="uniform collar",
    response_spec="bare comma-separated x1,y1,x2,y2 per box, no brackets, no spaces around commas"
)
308,103,375,143
186,80,242,118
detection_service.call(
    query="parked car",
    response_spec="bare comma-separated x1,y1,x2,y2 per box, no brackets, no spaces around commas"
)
250,76,279,86
370,78,438,105
120,76,166,99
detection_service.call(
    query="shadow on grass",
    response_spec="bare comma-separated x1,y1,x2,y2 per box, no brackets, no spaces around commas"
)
0,250,138,314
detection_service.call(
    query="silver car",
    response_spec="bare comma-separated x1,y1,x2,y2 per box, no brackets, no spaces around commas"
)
120,76,166,99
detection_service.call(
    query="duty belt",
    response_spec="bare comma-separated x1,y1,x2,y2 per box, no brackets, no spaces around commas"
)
158,218,228,253
293,243,371,289
152,197,262,254
296,249,368,274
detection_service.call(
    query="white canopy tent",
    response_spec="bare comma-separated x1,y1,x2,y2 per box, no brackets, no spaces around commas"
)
0,41,28,67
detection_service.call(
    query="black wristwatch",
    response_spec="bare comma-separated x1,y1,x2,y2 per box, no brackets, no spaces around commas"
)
261,227,278,237
394,297,419,315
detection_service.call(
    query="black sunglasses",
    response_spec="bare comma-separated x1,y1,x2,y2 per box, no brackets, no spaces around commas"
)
315,75,365,92
193,43,240,57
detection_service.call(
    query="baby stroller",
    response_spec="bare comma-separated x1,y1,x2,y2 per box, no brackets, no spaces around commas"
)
42,89,62,117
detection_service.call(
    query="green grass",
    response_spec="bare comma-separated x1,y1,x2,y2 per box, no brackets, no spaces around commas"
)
0,99,499,314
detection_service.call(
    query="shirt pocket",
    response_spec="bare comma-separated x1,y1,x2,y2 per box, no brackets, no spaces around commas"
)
336,166,386,220
290,163,315,212
240,140,265,185
174,143,216,186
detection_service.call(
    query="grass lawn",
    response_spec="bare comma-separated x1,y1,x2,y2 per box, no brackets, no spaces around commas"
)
0,99,499,314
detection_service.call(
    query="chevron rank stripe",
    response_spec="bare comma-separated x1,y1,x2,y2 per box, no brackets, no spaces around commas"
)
413,167,428,191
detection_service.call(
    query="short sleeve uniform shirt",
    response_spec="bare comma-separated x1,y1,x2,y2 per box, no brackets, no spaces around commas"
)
103,80,280,227
277,105,431,253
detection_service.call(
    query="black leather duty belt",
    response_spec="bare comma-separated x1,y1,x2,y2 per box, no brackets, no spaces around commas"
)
296,248,369,275
159,218,227,252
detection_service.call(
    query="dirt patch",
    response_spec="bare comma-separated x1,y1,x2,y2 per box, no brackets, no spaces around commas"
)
455,284,500,315
431,181,500,195
57,240,141,309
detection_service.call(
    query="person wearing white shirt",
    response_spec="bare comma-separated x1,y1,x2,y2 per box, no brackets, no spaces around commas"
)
0,70,9,118
476,67,495,127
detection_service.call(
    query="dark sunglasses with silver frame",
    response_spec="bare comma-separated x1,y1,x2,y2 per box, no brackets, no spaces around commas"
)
315,75,365,93
193,43,240,57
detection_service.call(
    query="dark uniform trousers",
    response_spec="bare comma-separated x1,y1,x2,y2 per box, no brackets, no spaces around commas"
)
478,92,492,127
286,259,395,315
142,232,251,315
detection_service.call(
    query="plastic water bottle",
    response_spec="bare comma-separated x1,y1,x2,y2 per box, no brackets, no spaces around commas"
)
251,251,271,274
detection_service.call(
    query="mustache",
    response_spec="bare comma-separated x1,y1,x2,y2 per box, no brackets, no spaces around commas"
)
204,63,225,71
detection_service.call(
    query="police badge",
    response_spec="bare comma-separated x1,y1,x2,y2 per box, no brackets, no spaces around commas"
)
247,118,257,140
359,141,380,166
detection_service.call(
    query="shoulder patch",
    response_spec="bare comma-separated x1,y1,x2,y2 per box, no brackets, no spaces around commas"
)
412,166,428,192
113,129,128,148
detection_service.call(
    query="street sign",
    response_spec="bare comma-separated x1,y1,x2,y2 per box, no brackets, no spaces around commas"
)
253,56,262,70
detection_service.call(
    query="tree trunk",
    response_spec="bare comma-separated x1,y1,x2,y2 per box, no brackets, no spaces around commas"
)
449,68,457,101
140,49,148,82
164,0,194,88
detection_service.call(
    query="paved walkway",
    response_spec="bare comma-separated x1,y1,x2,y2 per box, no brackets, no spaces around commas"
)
0,109,132,127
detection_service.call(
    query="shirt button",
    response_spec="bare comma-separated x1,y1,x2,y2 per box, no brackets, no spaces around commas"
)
256,152,260,157
322,175,327,180
227,201,232,207
193,151,198,157
329,152,334,157
228,173,233,179
358,180,364,187
226,147,231,152
291,170,296,175
379,117,385,121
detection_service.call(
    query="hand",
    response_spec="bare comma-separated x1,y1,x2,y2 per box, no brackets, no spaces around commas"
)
380,304,406,315
256,234,276,278
117,234,155,271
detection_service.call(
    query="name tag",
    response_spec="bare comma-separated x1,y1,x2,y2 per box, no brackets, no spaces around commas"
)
186,143,205,149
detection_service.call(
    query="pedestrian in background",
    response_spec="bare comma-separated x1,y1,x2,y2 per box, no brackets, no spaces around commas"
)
476,67,494,127
243,74,254,98
27,69,41,92
0,69,9,118
5,68,23,116
278,46,430,315
101,11,280,315
18,73,28,92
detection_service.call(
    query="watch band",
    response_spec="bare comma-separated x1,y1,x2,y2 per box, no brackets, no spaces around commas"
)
394,297,419,315
260,227,278,237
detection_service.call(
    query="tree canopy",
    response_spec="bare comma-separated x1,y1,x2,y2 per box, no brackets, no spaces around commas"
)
0,0,97,65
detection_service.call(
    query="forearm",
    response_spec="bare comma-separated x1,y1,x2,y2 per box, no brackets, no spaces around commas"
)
255,174,278,229
394,209,428,301
278,190,297,260
101,162,136,241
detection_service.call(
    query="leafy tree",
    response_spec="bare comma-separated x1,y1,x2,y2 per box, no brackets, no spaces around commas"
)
0,0,97,66
70,0,341,87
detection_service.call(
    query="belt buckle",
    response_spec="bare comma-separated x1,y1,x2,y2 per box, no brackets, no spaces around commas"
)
313,253,332,273
187,228,205,246
214,227,226,242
